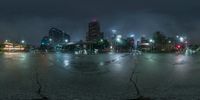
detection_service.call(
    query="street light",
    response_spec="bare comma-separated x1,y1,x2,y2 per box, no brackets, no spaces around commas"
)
149,39,154,43
130,34,135,38
116,34,122,43
100,39,104,42
179,37,184,42
21,40,25,44
116,38,121,42
49,38,52,42
65,39,68,43
110,46,113,49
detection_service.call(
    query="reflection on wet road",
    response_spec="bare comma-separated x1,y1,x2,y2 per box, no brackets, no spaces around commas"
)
0,52,200,100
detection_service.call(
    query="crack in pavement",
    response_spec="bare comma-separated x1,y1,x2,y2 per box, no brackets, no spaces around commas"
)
32,68,48,100
129,61,141,97
128,55,152,100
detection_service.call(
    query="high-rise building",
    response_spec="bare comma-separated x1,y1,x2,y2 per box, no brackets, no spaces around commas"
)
41,36,50,46
49,27,70,44
86,20,104,42
40,27,70,51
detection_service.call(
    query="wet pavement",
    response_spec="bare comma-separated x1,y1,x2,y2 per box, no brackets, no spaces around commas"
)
0,52,200,100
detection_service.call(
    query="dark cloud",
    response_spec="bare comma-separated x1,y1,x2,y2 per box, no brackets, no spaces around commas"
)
0,0,200,45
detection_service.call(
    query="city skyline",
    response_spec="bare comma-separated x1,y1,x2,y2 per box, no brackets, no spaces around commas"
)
0,0,200,45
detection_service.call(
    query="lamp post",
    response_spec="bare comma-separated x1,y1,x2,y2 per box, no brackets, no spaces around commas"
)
21,40,25,51
111,29,117,52
176,35,188,51
149,39,154,52
116,35,122,52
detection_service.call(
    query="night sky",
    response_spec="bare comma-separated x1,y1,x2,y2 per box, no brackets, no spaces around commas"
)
0,0,200,45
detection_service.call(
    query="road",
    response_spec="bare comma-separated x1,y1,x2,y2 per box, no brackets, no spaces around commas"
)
0,52,200,100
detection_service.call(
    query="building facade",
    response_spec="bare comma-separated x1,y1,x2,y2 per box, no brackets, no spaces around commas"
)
40,27,70,51
1,40,26,52
49,27,70,45
86,20,104,42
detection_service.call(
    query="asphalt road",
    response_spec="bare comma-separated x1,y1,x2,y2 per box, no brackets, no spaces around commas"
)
0,52,200,100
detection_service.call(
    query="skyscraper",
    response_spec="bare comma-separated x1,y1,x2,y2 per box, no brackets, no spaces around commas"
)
86,20,104,42
48,27,70,45
40,27,70,50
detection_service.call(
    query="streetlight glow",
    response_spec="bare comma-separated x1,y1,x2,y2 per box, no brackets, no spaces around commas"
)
116,38,121,42
180,37,184,42
130,34,135,37
21,40,25,44
149,39,154,43
116,34,122,42
65,39,69,43
49,38,52,42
